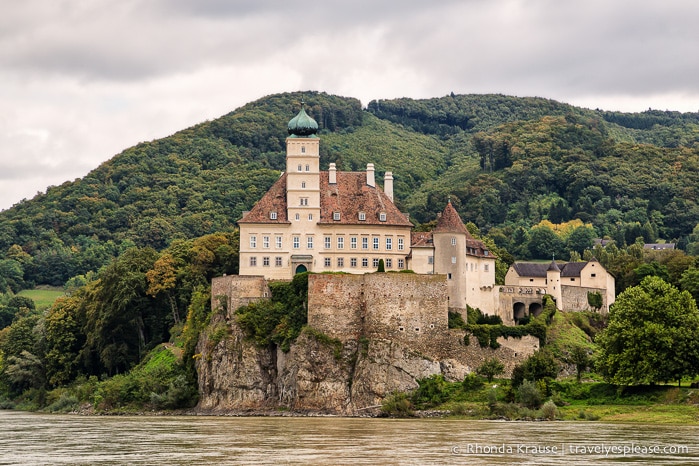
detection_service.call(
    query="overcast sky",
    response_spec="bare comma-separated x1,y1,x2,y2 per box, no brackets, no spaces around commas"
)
2,0,699,211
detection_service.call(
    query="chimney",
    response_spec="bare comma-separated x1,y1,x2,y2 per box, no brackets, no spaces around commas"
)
366,163,375,187
329,163,337,184
384,171,394,201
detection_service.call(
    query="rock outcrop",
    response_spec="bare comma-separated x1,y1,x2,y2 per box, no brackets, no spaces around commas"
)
195,313,538,415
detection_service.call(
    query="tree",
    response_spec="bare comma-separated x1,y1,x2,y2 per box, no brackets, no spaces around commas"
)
596,276,699,386
527,225,565,260
476,357,505,383
511,350,559,388
569,345,590,383
679,268,699,306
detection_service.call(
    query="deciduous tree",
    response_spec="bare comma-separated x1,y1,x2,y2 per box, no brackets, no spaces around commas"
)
596,276,699,386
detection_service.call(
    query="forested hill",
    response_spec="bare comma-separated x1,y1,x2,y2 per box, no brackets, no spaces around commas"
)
1,91,698,289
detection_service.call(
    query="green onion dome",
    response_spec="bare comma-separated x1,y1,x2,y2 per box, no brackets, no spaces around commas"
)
288,105,318,137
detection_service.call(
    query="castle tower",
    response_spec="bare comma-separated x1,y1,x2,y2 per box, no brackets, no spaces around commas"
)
546,259,562,309
286,104,320,221
432,200,470,309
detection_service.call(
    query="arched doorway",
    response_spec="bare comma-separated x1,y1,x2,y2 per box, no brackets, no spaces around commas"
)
295,264,307,274
513,302,526,324
529,302,543,317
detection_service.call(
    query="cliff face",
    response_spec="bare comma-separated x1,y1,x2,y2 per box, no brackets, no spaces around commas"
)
195,313,537,415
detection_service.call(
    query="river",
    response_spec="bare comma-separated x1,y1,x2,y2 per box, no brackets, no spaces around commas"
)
0,410,697,465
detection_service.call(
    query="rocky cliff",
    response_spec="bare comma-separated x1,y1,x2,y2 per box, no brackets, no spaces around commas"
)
195,312,538,416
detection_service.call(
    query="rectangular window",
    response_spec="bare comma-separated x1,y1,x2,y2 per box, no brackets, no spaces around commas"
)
337,237,344,249
362,258,368,267
373,237,379,250
451,237,456,246
275,257,282,267
398,237,404,251
276,236,282,248
305,164,310,172
484,264,489,272
386,237,392,250
301,181,306,188
386,258,392,268
452,256,457,264
293,236,300,249
250,257,257,267
398,259,404,269
308,213,313,221
300,198,308,206
295,213,300,221
250,236,257,248
362,237,368,250
350,258,357,267
263,236,269,248
373,258,380,268
307,236,313,249
324,258,331,267
297,164,302,171
447,272,452,280
324,236,331,249
337,257,344,267
350,237,357,249
263,257,270,267
428,256,434,265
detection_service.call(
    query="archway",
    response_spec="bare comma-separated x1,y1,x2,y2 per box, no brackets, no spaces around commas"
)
295,264,307,274
529,302,543,317
513,302,526,324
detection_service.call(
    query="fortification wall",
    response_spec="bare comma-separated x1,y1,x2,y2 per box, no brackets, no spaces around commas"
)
307,273,448,345
561,285,609,312
211,275,269,319
307,274,365,340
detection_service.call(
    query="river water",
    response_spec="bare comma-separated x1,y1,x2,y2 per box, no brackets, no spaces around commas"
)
0,410,698,465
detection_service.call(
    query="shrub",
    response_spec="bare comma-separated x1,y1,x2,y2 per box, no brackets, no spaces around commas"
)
540,400,558,420
381,392,414,417
462,373,484,391
511,351,559,388
448,311,467,329
517,380,542,409
412,374,450,408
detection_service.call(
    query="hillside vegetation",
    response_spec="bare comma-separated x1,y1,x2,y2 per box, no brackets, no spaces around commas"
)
1,91,698,290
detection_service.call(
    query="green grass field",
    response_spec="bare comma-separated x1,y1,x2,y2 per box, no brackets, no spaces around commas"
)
18,287,65,311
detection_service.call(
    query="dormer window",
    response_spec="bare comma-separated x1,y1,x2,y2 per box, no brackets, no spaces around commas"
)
484,250,489,256
379,212,387,222
269,212,277,220
333,212,341,221
359,212,366,221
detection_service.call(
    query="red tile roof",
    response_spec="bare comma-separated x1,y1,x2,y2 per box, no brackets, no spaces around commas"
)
319,171,412,226
238,173,290,224
239,171,412,227
433,200,472,237
411,231,433,247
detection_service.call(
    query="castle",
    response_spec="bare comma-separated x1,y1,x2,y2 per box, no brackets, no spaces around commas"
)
227,104,615,326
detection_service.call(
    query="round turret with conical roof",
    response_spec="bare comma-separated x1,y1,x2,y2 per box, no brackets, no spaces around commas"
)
288,102,318,137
